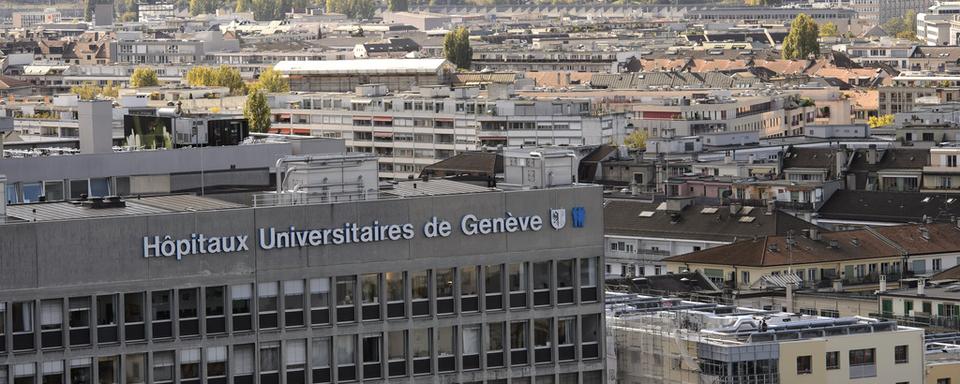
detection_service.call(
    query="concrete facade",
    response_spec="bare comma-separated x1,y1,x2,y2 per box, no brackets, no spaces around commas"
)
0,186,606,384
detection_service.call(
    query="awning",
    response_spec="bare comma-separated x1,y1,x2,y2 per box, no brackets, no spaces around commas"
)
750,274,802,290
353,116,372,120
372,116,393,122
434,118,454,122
350,99,373,104
373,131,393,138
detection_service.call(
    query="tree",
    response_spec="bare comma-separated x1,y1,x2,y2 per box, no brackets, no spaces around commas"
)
884,11,919,40
84,0,95,21
782,13,820,60
244,90,271,133
252,0,282,20
868,114,895,128
71,83,102,100
443,26,473,69
236,0,250,12
387,0,408,12
624,129,647,150
819,22,838,38
325,0,376,19
130,67,160,88
189,0,218,15
253,68,290,93
185,65,246,95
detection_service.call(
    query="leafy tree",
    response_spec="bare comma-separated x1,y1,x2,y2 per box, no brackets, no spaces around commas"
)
189,0,218,15
252,0,282,20
387,0,408,12
782,13,820,60
884,10,918,40
819,22,838,38
214,65,246,95
743,0,765,5
325,0,376,19
185,65,246,95
868,114,895,128
252,68,290,93
244,90,271,133
84,0,95,21
130,67,160,88
443,26,473,69
71,83,102,100
236,0,250,12
624,129,647,150
102,82,120,98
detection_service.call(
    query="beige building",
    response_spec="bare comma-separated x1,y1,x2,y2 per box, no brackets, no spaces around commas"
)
923,146,960,193
608,293,926,384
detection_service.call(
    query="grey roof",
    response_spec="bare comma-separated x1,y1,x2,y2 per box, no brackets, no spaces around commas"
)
4,195,244,222
384,179,497,198
590,71,759,89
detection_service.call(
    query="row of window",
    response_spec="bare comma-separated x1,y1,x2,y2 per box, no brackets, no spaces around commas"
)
0,316,601,384
0,259,600,354
795,346,908,378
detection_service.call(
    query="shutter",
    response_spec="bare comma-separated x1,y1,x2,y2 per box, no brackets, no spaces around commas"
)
939,303,945,316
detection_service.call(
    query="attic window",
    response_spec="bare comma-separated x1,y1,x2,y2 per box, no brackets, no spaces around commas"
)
738,216,757,223
700,207,719,214
638,211,656,218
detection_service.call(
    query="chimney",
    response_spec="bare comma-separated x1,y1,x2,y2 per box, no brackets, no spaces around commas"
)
832,279,843,292
748,153,756,164
78,100,113,155
866,144,878,165
918,278,926,296
723,150,733,164
809,227,820,241
0,174,6,217
879,274,887,293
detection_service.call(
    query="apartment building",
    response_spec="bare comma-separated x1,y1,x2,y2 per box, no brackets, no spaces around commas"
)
115,32,238,65
0,179,606,384
269,85,626,179
137,0,176,22
608,293,925,384
11,9,61,29
923,146,960,192
664,222,960,289
686,6,858,33
880,72,960,115
274,59,457,93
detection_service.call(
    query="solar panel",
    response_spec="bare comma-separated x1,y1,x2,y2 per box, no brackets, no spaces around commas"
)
738,216,756,223
700,207,719,214
740,206,755,215
638,211,656,218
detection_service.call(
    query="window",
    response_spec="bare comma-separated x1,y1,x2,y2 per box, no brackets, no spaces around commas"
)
231,284,252,332
207,346,227,381
534,318,552,364
361,274,380,307
582,314,600,359
485,264,503,310
258,282,279,329
43,360,65,384
895,345,909,364
581,258,598,288
11,301,34,351
312,337,331,383
411,271,429,317
558,317,576,361
385,273,404,319
204,286,225,334
310,278,330,325
412,328,431,374
361,334,381,378
934,258,943,272
387,331,406,377
557,259,575,304
286,339,307,382
437,326,455,372
14,363,35,384
336,335,357,381
233,344,255,381
849,348,876,379
436,268,454,315
826,351,839,370
939,379,952,384
178,288,199,336
461,266,480,312
487,322,505,367
510,321,528,365
284,280,305,327
509,263,528,308
153,352,173,384
260,342,280,382
533,261,552,306
796,355,812,375
179,349,200,383
40,299,63,348
462,325,481,369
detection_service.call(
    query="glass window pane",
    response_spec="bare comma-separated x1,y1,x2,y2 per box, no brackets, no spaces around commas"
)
361,274,379,304
336,276,356,306
178,289,198,319
386,272,403,302
388,331,405,360
488,323,503,351
69,179,89,200
43,181,64,201
534,261,551,290
123,293,143,323
259,343,279,372
534,319,550,347
581,258,597,287
312,338,330,368
510,321,527,349
558,259,574,288
231,285,251,315
509,263,527,292
205,287,224,316
461,266,478,296
22,182,42,203
310,278,330,308
96,295,116,326
436,268,454,298
486,265,502,293
463,325,481,355
412,328,430,358
336,336,356,365
438,327,454,356
412,271,429,300
152,352,174,382
258,282,278,312
233,344,254,375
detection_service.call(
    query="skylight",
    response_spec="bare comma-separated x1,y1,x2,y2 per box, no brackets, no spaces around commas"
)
738,216,756,223
700,207,719,214
639,211,656,218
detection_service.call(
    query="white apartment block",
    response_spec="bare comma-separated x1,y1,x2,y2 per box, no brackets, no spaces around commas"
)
269,85,626,179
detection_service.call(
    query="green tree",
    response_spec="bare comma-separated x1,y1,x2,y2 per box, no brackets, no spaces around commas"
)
186,66,216,86
214,65,246,95
189,0,218,15
252,0,281,20
236,0,250,12
130,67,160,88
819,22,838,38
623,129,647,150
252,68,290,93
244,90,271,133
868,114,895,128
443,26,473,69
71,83,102,100
84,0,95,21
782,13,820,60
387,0,408,12
325,0,376,19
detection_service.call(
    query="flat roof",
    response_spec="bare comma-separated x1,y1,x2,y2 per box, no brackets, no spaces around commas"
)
274,58,450,75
